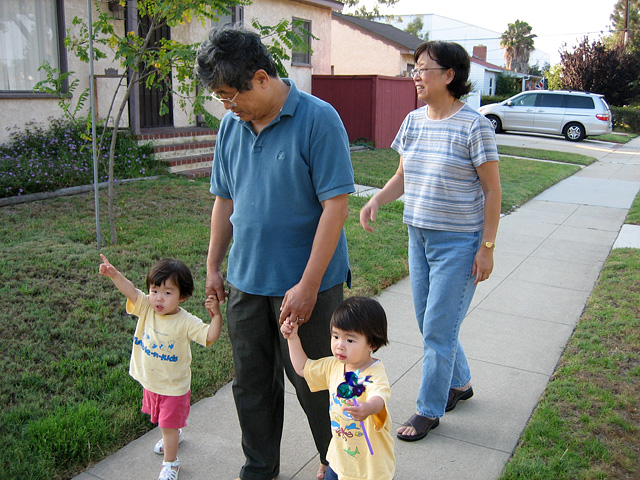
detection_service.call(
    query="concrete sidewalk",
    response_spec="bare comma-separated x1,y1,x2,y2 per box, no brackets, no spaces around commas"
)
75,136,640,480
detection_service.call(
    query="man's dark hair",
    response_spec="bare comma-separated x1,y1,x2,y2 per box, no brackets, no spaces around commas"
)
146,258,194,298
414,41,472,99
330,297,389,352
194,26,278,92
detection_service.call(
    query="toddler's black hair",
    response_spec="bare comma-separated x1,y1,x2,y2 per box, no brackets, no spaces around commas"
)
146,258,194,298
330,297,389,352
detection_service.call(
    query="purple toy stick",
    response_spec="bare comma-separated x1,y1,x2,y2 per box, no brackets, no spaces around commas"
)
336,369,374,455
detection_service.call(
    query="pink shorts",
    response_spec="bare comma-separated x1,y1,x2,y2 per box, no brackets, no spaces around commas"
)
142,388,191,429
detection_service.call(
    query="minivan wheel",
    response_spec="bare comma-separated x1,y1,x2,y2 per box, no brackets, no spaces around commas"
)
486,115,502,133
564,122,585,141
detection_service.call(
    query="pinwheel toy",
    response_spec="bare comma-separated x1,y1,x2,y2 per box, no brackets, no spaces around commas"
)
336,369,374,455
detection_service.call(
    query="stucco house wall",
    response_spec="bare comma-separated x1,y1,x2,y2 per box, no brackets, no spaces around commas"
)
331,16,414,76
2,0,130,142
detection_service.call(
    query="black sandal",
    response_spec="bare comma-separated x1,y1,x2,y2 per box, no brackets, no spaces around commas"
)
397,413,439,442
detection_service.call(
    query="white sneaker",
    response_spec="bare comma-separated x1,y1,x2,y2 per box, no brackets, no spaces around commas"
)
154,429,183,455
158,457,180,480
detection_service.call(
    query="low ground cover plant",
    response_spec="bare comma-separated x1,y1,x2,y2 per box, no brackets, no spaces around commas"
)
0,117,166,198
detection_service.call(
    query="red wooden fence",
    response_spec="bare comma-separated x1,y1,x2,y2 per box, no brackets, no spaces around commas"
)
312,75,420,149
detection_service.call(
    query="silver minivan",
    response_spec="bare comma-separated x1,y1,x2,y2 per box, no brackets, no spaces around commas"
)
478,90,612,141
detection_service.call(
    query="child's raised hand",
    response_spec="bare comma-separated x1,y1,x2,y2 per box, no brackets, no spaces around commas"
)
98,254,118,278
280,317,299,340
205,295,221,318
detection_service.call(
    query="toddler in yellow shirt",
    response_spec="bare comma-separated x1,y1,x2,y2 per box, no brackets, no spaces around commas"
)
281,296,395,480
99,254,222,480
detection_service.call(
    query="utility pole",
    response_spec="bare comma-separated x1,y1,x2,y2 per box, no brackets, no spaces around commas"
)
625,0,630,46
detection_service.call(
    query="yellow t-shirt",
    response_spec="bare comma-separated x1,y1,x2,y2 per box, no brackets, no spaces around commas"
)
127,289,210,396
305,357,395,480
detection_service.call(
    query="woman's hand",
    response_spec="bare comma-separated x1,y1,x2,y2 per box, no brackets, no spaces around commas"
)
359,198,380,233
472,247,494,284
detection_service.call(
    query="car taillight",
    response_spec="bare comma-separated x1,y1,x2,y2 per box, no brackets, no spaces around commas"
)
596,113,610,121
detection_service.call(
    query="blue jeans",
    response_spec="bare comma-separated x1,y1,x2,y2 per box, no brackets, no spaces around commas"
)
408,225,479,419
325,465,339,480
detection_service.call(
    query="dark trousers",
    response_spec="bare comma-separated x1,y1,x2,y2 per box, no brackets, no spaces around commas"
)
227,283,343,480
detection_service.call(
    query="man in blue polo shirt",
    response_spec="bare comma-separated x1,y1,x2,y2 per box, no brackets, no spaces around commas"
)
195,26,355,480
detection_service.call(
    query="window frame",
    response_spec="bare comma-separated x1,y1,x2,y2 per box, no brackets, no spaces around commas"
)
0,0,68,99
291,17,312,67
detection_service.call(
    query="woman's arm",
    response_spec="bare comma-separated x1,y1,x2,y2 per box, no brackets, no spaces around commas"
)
360,156,405,233
473,160,501,284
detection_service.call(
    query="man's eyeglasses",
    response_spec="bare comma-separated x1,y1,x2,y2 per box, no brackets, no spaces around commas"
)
212,90,240,107
410,67,448,77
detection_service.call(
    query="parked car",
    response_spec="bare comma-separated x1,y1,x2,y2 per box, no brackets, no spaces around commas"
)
478,90,612,141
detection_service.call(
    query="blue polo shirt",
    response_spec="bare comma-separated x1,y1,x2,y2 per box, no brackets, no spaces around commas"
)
210,79,355,296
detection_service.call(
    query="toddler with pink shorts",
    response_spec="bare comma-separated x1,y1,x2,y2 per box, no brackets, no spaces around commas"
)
99,254,222,480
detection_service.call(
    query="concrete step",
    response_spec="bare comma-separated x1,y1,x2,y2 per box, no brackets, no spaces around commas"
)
174,167,212,179
152,141,215,161
134,127,217,176
163,153,213,173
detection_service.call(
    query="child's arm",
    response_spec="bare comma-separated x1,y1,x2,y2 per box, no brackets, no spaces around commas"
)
280,319,308,377
204,295,223,345
342,396,385,422
98,254,139,305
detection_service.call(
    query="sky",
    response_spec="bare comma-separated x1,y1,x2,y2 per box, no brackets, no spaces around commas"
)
351,0,620,65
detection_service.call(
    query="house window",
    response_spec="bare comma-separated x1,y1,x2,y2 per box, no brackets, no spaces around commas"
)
407,64,414,77
291,18,311,66
213,6,244,27
0,0,66,95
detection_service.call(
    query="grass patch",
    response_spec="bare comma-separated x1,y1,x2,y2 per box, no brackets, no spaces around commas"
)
500,247,640,480
625,189,640,226
351,148,400,189
497,145,596,166
596,132,638,143
499,157,580,213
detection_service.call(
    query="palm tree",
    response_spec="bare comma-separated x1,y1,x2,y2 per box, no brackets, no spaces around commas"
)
500,20,536,73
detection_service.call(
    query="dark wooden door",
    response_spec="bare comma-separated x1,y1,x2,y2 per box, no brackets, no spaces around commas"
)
138,17,173,128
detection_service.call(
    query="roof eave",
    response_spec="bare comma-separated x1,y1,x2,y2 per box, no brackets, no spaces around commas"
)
291,0,344,11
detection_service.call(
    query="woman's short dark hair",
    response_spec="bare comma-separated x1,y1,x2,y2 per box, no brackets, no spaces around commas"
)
194,26,278,92
415,41,472,99
330,297,389,352
146,259,194,298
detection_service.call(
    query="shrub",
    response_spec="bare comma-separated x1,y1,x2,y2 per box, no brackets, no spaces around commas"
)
610,106,640,133
481,95,511,106
0,118,166,199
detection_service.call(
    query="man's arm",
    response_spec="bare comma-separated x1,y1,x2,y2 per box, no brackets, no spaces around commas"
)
278,193,349,325
206,197,234,307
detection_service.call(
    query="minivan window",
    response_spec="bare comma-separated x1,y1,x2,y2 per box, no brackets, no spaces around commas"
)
565,95,595,109
510,93,537,107
537,94,565,108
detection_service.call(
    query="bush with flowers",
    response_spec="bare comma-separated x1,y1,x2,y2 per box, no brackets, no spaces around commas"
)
0,117,165,199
